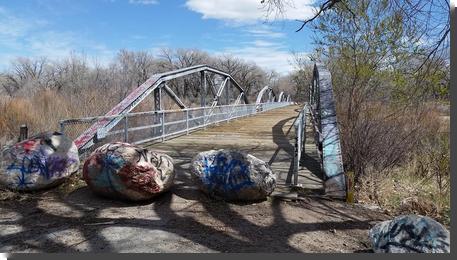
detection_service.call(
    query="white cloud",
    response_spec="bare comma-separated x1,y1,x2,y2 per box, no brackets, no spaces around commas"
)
0,7,115,70
185,0,314,23
246,28,285,38
129,0,159,5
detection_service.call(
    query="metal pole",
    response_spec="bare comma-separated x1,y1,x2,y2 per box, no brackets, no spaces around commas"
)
200,71,206,107
154,84,162,137
294,125,299,186
161,111,165,142
204,107,207,129
225,77,230,105
295,119,301,186
186,109,189,135
124,115,128,143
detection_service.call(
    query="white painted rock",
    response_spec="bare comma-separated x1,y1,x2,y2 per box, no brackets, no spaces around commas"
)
0,132,80,191
83,142,175,201
369,215,450,253
191,149,276,201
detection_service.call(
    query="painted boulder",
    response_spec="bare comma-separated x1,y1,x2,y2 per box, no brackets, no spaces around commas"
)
83,142,175,201
191,149,276,201
369,215,450,253
0,132,80,191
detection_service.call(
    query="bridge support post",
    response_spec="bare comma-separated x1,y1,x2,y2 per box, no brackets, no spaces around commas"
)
225,77,230,105
153,85,163,138
161,111,165,142
201,71,207,128
200,71,206,107
123,115,129,142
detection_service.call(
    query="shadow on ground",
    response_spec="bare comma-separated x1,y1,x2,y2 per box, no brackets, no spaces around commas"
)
0,107,387,253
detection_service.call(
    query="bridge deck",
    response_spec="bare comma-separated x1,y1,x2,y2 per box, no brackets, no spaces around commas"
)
144,105,324,199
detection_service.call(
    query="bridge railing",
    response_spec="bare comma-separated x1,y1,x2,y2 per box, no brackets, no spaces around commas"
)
293,104,308,186
60,101,293,156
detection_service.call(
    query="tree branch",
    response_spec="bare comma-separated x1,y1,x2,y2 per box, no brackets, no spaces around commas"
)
295,0,342,32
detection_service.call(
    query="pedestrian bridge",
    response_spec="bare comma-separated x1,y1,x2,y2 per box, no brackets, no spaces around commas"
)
60,64,346,199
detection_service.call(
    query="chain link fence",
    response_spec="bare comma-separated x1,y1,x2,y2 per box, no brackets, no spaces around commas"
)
60,102,293,158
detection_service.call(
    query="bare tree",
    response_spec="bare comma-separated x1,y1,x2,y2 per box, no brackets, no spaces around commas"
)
213,55,268,99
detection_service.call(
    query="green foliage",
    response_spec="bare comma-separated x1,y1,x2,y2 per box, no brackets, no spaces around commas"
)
309,0,450,186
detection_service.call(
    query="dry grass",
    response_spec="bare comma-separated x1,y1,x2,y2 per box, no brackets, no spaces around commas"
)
357,164,450,226
356,105,450,226
0,89,121,147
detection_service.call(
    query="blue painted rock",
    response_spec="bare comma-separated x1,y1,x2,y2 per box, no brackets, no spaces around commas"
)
83,142,175,201
0,132,80,191
369,215,450,253
191,149,276,201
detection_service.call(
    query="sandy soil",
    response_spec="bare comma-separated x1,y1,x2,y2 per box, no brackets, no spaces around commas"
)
0,176,389,253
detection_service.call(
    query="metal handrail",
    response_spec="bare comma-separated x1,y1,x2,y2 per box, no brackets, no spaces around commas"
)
60,102,293,154
293,104,308,186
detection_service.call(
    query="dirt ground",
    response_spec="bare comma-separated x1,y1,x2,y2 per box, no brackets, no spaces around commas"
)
0,174,389,253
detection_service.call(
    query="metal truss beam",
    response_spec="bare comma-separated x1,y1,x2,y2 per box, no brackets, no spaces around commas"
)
75,65,249,150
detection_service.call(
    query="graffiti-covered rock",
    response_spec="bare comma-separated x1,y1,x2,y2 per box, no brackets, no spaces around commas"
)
369,215,450,253
0,132,80,191
83,142,175,201
191,149,276,201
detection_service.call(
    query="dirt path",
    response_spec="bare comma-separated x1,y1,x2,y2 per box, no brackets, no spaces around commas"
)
0,181,388,253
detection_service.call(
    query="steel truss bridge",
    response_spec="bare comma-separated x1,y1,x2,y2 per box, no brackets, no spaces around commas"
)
60,63,346,199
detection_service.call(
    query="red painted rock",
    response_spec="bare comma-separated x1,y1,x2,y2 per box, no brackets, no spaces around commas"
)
83,142,175,201
0,132,80,191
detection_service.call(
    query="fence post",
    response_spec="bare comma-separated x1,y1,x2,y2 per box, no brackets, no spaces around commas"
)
204,107,207,129
18,124,28,142
293,123,299,186
186,109,189,135
161,112,165,142
59,121,65,134
301,107,306,155
124,114,129,143
295,119,301,186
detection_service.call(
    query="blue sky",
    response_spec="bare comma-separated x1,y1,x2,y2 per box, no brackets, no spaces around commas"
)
0,0,316,74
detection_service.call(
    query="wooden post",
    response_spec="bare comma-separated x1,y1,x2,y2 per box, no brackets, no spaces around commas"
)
19,124,28,142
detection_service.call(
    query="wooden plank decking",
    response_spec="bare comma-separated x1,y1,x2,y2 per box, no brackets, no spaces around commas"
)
143,105,324,199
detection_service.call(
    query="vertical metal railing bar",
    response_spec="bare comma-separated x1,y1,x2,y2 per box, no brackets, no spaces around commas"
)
293,104,308,187
59,102,293,153
161,111,165,142
124,114,129,142
186,109,189,134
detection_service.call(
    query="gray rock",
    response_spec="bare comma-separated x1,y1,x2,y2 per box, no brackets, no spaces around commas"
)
191,149,276,201
369,214,450,253
83,142,175,201
0,131,80,191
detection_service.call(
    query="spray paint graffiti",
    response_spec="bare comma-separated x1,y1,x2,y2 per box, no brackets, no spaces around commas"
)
191,150,276,200
200,153,254,192
0,132,80,190
369,215,450,253
83,142,174,201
